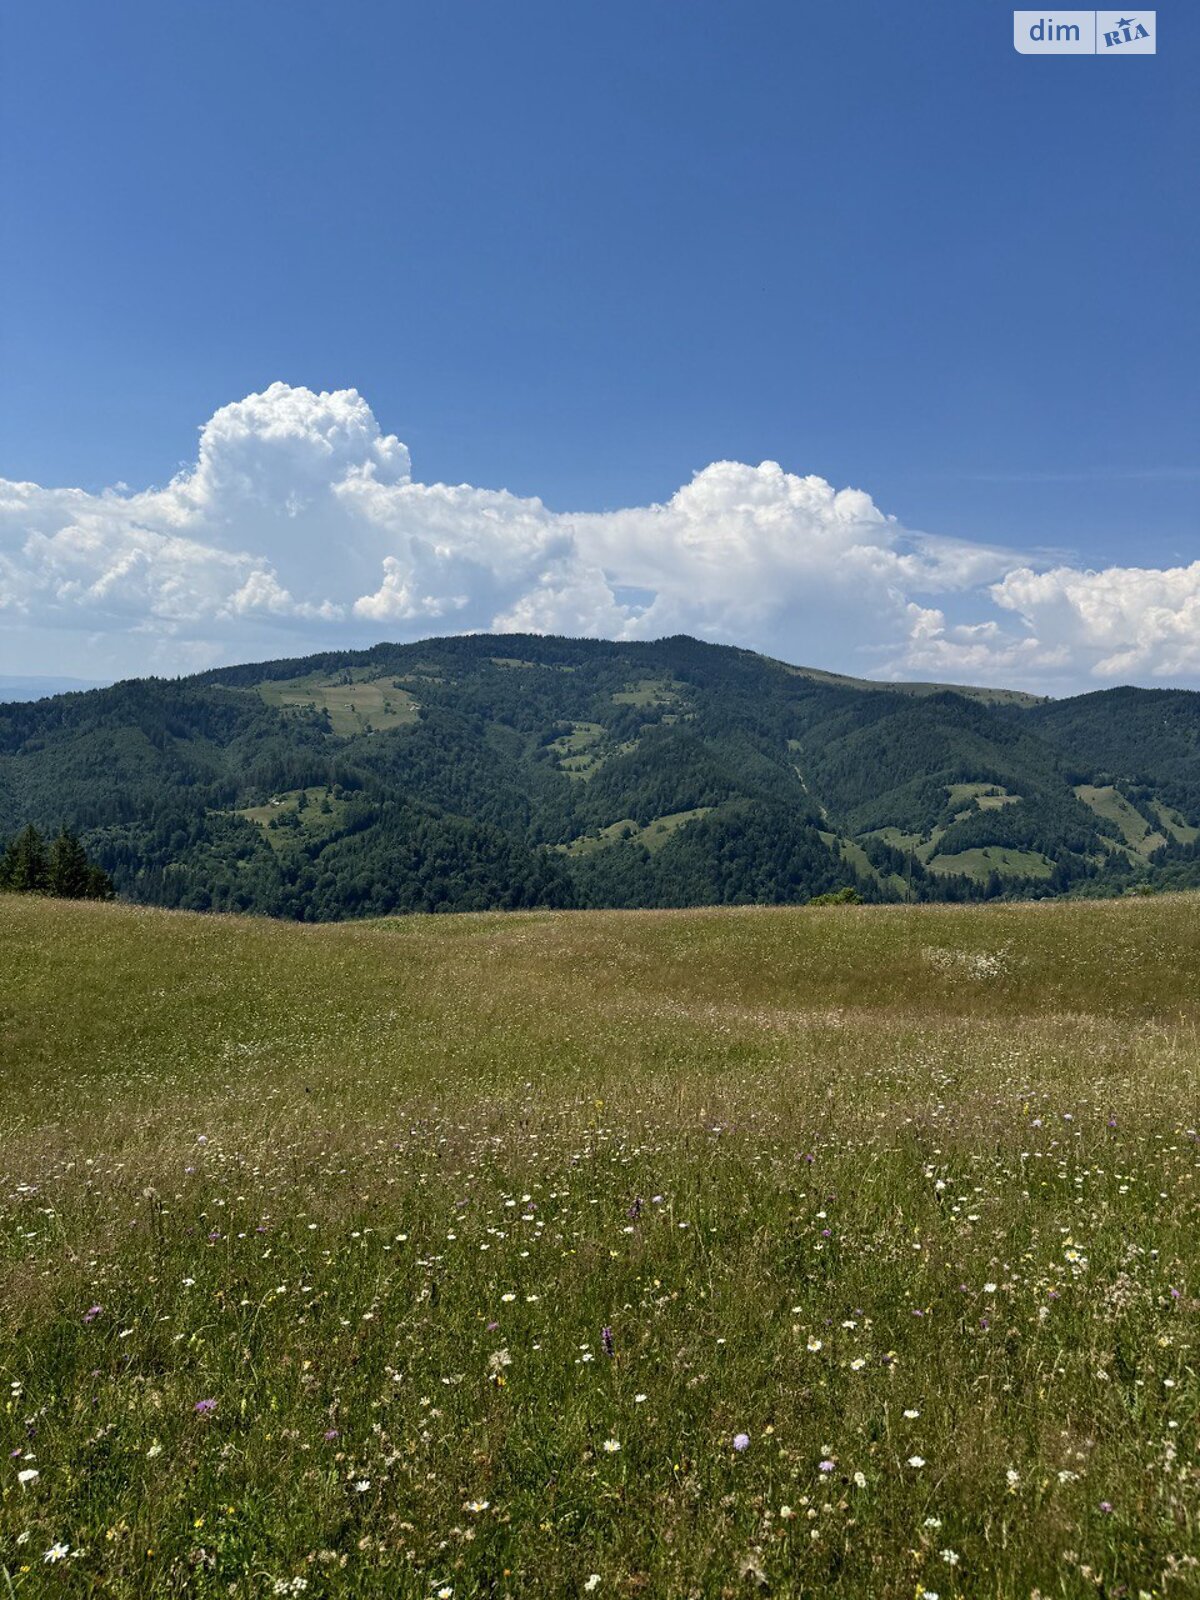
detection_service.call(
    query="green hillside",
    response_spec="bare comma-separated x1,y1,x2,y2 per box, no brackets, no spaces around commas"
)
2,892,1199,1596
2,634,1198,918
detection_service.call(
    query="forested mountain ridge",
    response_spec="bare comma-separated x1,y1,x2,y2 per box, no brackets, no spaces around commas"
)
2,633,1198,917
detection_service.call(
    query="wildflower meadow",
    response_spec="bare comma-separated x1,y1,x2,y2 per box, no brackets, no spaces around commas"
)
1,892,1198,1596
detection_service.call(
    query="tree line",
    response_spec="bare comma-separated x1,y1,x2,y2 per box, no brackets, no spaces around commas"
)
0,824,113,900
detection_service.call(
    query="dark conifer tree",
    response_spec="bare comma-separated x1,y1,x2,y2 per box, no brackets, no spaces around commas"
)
0,825,49,893
83,863,115,900
48,826,91,898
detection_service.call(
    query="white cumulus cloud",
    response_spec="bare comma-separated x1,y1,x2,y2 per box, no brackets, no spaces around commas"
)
991,562,1200,680
0,381,1195,693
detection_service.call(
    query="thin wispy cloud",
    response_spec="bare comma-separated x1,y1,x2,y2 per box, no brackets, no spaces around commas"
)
923,468,1200,485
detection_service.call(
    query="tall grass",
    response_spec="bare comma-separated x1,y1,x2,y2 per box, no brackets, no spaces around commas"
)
2,894,1199,1596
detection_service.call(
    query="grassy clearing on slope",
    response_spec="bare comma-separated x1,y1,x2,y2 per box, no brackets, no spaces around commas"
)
233,787,351,851
777,664,1049,708
1151,801,1200,846
2,895,1199,1597
610,679,680,708
256,675,419,737
817,832,893,893
944,783,1020,813
925,847,1054,881
561,810,714,856
1075,785,1167,858
548,722,607,780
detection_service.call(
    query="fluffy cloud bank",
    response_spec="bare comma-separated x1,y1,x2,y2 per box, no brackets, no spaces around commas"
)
1,381,1195,691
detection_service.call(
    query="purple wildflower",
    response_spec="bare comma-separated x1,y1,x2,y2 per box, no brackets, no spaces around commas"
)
601,1326,614,1358
818,1458,836,1473
82,1305,102,1324
733,1433,750,1452
193,1398,217,1415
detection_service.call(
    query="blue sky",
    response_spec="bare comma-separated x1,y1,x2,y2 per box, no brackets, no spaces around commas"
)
1,1,1196,691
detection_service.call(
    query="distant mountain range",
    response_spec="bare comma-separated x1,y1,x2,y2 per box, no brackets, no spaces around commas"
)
0,675,107,701
2,634,1198,917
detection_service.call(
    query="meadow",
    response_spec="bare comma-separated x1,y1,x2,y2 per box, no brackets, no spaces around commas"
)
1,892,1199,1597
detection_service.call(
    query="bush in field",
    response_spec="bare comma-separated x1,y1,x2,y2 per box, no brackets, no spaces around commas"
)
808,885,863,906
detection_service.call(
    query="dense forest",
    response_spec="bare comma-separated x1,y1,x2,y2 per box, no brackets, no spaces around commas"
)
1,633,1197,918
